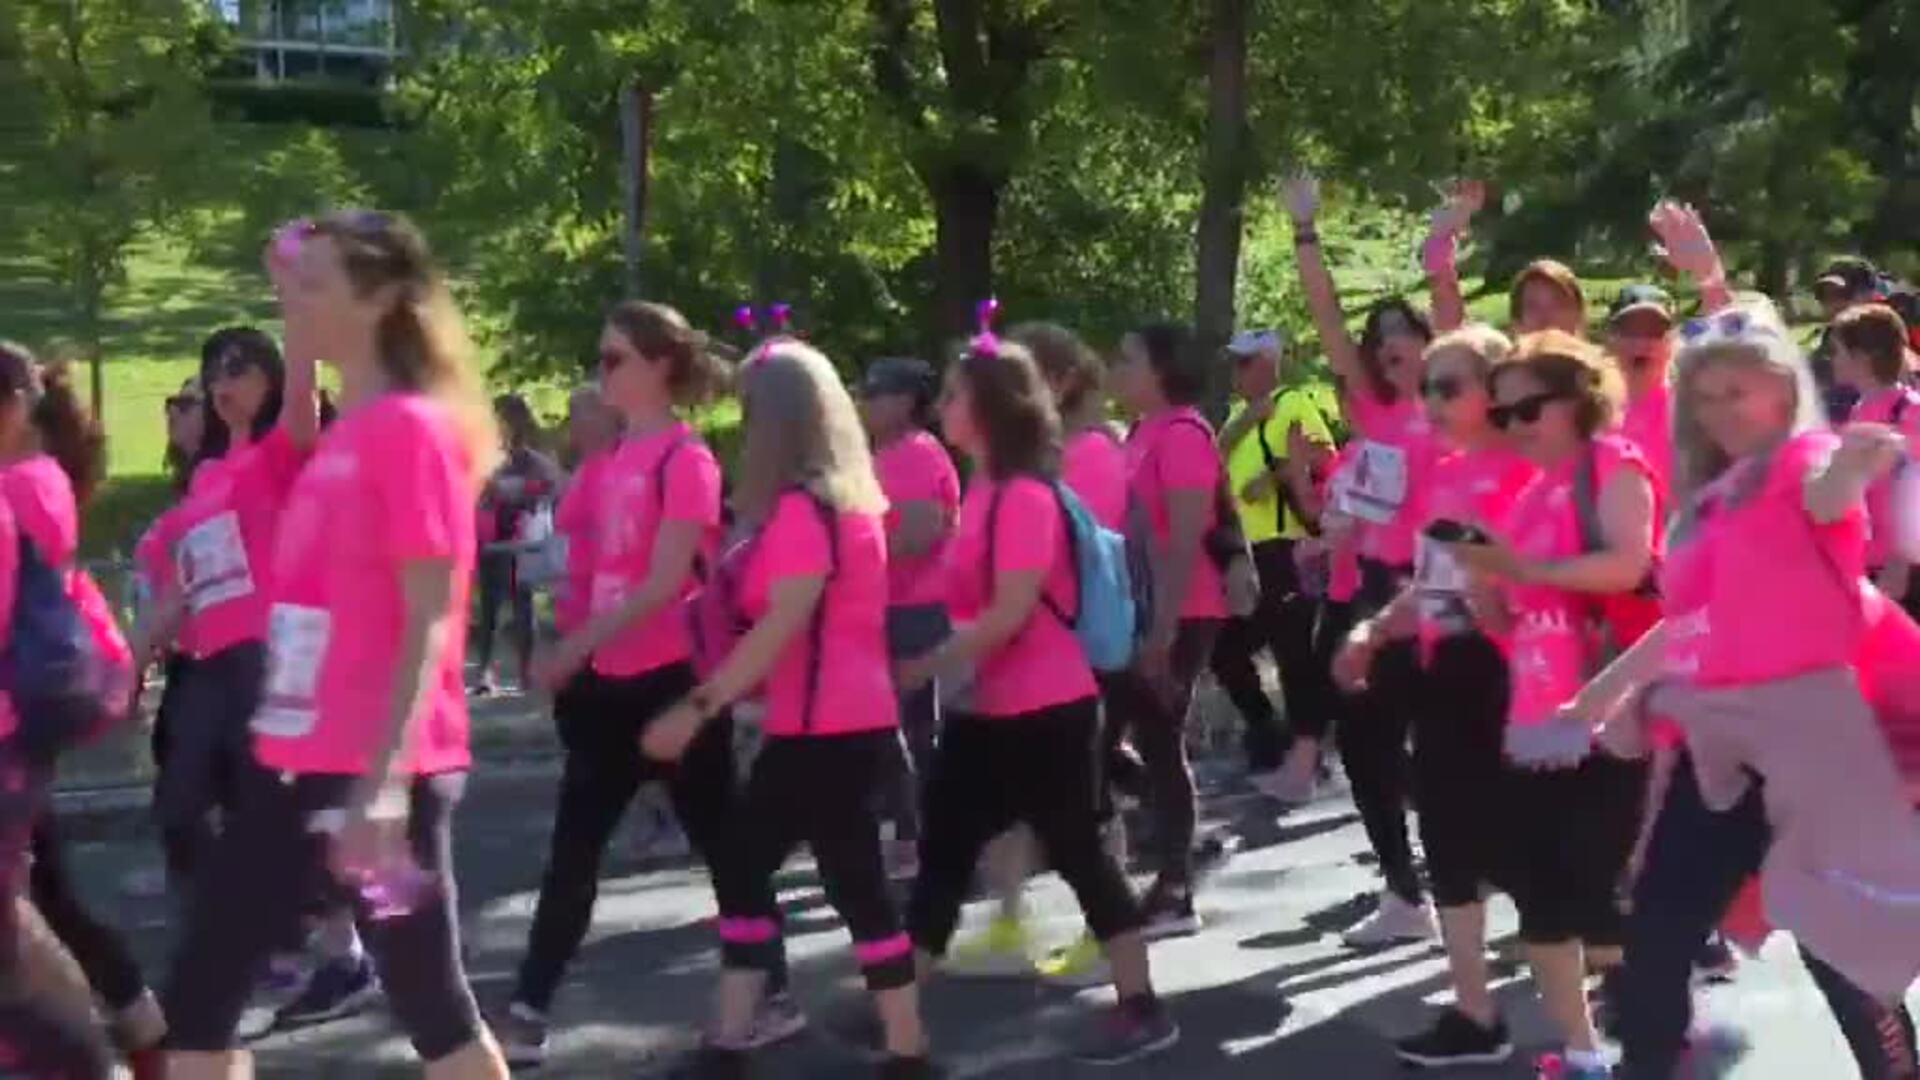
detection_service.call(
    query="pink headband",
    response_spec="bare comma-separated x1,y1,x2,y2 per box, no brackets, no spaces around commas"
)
969,297,1002,358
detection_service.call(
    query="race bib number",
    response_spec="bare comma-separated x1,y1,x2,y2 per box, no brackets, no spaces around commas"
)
1508,610,1588,726
176,512,254,612
1344,441,1408,525
254,604,331,738
1415,534,1471,626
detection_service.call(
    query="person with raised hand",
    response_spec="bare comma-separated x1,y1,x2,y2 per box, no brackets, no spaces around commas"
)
1283,169,1442,947
1423,179,1487,334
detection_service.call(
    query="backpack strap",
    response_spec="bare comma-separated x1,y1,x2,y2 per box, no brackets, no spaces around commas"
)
1161,414,1242,567
1572,444,1604,556
984,477,1077,632
796,488,837,734
651,431,709,583
1254,390,1322,538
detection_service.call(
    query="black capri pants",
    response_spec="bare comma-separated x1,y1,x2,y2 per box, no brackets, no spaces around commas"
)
1497,753,1649,947
163,765,482,1060
909,698,1141,956
720,730,914,991
154,643,264,887
514,663,768,1012
1405,633,1509,910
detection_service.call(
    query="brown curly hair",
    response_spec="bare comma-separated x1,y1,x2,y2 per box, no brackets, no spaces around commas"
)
1493,330,1623,438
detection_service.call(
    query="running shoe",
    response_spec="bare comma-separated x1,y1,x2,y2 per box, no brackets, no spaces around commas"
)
1394,1008,1514,1068
495,1002,550,1069
1536,1051,1614,1078
1072,996,1180,1066
942,914,1036,978
1138,883,1201,941
1693,933,1739,984
1037,933,1111,988
1252,766,1319,806
235,953,311,1042
1191,832,1236,883
273,954,380,1029
1339,892,1436,949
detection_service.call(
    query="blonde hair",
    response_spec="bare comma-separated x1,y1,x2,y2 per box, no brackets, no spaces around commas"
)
1424,323,1514,381
734,339,887,524
311,212,500,487
1670,297,1825,506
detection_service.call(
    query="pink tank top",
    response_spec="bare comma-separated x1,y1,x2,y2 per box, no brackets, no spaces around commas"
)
1345,391,1438,568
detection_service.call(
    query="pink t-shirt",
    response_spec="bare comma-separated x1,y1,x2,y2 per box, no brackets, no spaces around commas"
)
1345,391,1439,568
1125,408,1229,620
1498,436,1658,729
1324,443,1363,603
1415,445,1537,645
1661,431,1866,689
1062,428,1128,531
2,455,78,567
1620,383,1674,499
1850,386,1920,568
159,428,308,658
945,475,1099,717
552,450,613,635
874,430,960,609
0,503,23,741
133,513,171,611
735,491,898,738
251,395,476,777
588,424,723,678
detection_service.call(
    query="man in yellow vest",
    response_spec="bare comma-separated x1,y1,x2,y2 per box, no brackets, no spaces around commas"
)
1213,329,1335,803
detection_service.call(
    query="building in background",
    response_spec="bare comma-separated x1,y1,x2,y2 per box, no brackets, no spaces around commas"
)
212,0,400,86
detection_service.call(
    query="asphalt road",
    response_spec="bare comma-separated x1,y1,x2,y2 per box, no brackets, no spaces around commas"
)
49,762,1918,1078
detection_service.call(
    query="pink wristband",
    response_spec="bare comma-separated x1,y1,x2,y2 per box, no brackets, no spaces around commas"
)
1421,231,1458,278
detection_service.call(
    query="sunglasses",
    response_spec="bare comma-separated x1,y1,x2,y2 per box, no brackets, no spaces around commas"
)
1422,374,1466,402
1489,391,1567,429
1679,309,1783,345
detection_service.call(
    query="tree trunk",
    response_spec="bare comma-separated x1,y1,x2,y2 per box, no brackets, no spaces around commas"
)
1193,0,1251,419
619,81,654,299
927,164,1001,354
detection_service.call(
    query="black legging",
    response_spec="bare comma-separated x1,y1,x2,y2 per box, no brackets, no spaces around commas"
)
514,666,782,1012
1208,539,1323,770
1102,619,1221,891
475,549,534,681
1616,755,1918,1079
1342,559,1422,905
30,816,148,1012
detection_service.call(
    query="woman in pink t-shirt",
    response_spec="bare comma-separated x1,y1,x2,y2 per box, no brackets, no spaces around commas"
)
639,339,932,1077
1833,303,1920,615
135,327,322,906
1334,325,1538,1066
1285,173,1443,947
1564,301,1920,1078
1109,320,1231,938
503,302,775,1066
893,334,1177,1066
858,355,958,871
159,212,510,1078
1439,332,1661,1076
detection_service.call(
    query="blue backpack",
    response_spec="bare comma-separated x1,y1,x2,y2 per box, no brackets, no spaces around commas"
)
3,534,104,761
987,479,1137,673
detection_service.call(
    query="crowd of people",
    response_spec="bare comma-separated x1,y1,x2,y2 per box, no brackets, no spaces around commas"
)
1,179,1919,1080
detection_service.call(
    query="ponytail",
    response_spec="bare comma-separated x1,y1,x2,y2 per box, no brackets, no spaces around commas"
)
0,344,106,508
35,365,106,508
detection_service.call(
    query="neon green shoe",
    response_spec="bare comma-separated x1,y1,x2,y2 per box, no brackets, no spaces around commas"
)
941,915,1036,978
1037,933,1111,988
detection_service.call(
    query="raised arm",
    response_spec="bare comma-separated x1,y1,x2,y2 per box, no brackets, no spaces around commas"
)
1650,201,1734,315
1282,173,1364,395
1422,180,1485,334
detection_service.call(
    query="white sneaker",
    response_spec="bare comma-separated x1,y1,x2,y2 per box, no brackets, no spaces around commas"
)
1340,892,1437,949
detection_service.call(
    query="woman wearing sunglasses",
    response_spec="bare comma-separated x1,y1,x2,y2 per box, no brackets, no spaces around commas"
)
1335,325,1539,1069
1564,300,1920,1080
1442,332,1662,1080
1284,172,1442,947
502,302,794,1065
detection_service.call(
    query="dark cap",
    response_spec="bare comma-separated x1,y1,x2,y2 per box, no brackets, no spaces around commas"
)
1815,257,1879,299
1607,284,1673,326
859,356,937,403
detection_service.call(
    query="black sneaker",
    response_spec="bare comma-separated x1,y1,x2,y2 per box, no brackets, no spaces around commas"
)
1394,1008,1514,1068
1072,997,1179,1066
273,955,380,1030
1138,882,1201,941
1191,832,1236,883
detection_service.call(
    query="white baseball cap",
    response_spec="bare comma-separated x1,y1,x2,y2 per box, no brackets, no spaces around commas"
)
1226,328,1285,358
